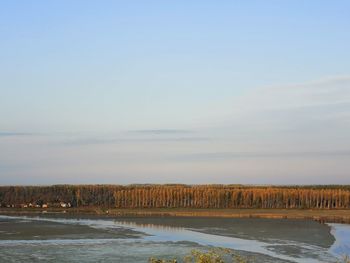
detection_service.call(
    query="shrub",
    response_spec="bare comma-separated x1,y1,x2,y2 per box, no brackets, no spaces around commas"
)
149,248,252,263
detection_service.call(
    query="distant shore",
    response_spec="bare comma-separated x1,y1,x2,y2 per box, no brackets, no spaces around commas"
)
1,208,350,224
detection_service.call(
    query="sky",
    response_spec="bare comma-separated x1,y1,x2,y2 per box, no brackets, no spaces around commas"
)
1,1,350,185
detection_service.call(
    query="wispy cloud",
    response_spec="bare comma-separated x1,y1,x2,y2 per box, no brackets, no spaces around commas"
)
212,75,350,134
235,75,350,112
56,128,209,146
127,129,192,135
173,150,350,161
1,76,349,184
0,131,34,137
61,135,210,146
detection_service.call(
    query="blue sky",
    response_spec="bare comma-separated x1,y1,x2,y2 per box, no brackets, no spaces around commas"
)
1,1,350,184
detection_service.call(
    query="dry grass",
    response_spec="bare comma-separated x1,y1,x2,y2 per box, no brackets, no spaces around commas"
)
108,208,350,223
2,207,350,223
149,249,253,263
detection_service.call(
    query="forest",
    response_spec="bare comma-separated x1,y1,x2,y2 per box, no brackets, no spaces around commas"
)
0,184,350,209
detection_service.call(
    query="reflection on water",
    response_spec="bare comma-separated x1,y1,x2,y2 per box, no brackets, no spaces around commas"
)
116,220,186,231
0,215,349,263
112,219,337,263
330,223,350,257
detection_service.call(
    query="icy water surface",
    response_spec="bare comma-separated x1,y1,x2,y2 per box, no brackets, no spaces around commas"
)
0,214,349,263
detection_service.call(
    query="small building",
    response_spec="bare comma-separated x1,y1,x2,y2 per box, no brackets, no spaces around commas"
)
60,202,72,208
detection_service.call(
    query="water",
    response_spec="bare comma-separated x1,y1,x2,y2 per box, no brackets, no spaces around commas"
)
0,214,349,263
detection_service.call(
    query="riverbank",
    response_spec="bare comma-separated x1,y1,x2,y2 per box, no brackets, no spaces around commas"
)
2,214,346,262
1,208,350,224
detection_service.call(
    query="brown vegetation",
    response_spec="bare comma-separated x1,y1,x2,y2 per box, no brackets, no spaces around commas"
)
0,184,350,210
149,248,252,263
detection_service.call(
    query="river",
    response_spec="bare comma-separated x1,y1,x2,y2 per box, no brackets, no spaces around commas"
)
0,214,349,262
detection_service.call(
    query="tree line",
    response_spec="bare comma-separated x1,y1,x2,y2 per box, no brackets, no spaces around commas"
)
0,184,350,209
